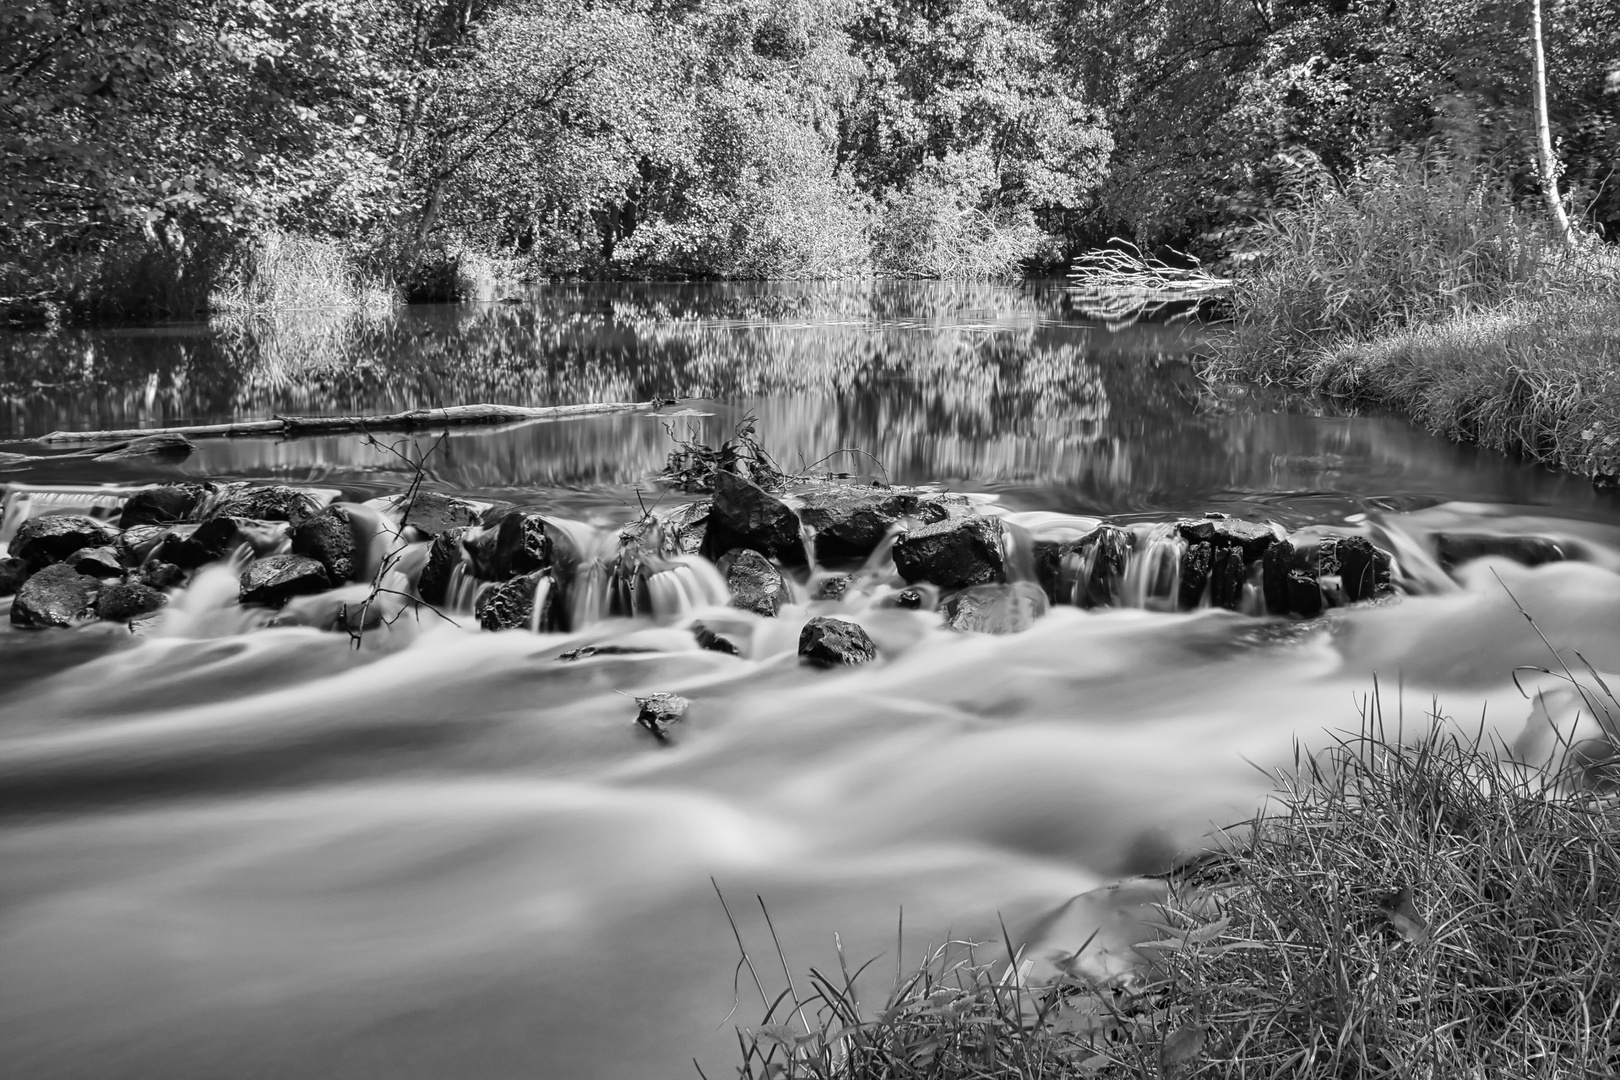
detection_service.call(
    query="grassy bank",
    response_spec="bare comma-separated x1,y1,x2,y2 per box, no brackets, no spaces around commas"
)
727,718,1620,1079
1200,159,1620,483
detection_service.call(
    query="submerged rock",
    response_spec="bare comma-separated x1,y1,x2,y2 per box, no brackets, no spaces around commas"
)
634,692,689,739
239,554,332,607
813,574,852,601
475,570,553,631
11,514,118,571
464,511,553,581
691,621,741,655
0,557,29,597
892,515,1007,589
1435,533,1565,570
796,487,920,561
416,528,466,606
799,616,878,667
702,472,805,565
723,548,790,617
97,581,169,622
160,516,290,569
211,485,320,526
11,564,98,627
118,483,210,529
399,491,481,536
292,506,361,584
941,582,1048,634
893,586,927,610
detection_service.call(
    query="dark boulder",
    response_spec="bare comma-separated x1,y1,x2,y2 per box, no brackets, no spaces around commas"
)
464,511,552,581
1327,535,1389,602
813,575,853,601
722,548,790,617
239,554,332,607
475,570,555,631
137,560,186,590
1209,546,1247,611
892,515,1007,589
941,582,1048,634
117,524,168,564
691,621,741,655
1286,568,1323,617
893,587,927,610
97,581,169,622
11,514,118,571
799,616,878,667
416,528,466,606
1177,515,1277,562
1261,539,1297,615
11,564,98,628
292,506,362,584
1435,533,1564,570
702,472,806,565
160,516,289,569
1178,541,1213,609
211,485,320,526
399,491,481,536
65,545,125,579
634,692,689,740
917,494,971,524
118,483,210,528
0,557,28,597
796,488,920,562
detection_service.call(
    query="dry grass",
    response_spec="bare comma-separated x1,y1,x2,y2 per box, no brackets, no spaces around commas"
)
211,231,398,313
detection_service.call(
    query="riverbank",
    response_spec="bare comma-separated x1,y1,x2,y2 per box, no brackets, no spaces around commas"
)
729,720,1620,1079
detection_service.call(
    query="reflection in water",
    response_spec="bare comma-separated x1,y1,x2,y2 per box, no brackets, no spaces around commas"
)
3,283,1620,1080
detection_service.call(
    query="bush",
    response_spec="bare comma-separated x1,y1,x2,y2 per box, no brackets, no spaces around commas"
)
873,150,1044,280
212,231,398,312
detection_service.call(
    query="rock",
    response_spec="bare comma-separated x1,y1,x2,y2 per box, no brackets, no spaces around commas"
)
137,560,186,590
464,511,553,581
691,621,740,655
97,581,168,622
894,587,926,610
892,515,1007,589
1329,535,1389,602
723,548,790,617
1177,515,1278,562
65,545,125,579
634,692,689,739
1209,546,1247,610
917,494,971,524
662,501,710,558
10,514,118,571
796,488,920,562
1178,541,1212,609
558,644,656,661
1261,539,1297,615
0,557,28,597
211,485,320,526
813,575,852,601
239,554,332,607
117,524,168,564
92,433,195,462
292,506,361,584
1435,533,1564,570
799,616,878,667
1285,568,1323,618
941,582,1048,634
702,471,806,565
160,516,289,569
118,483,210,528
11,564,98,628
399,491,481,536
475,571,555,631
416,528,466,605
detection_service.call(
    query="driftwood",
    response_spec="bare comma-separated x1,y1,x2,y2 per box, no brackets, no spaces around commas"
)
35,400,665,444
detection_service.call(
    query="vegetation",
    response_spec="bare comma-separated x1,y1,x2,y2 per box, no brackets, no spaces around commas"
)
3,1,1617,320
724,715,1620,1079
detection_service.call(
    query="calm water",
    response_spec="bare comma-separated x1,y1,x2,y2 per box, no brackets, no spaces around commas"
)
3,282,1620,1079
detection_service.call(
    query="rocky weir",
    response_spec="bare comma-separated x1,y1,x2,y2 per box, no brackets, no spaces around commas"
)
2,468,1582,661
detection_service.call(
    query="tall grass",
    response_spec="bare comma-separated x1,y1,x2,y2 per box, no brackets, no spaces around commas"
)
726,712,1620,1078
1202,156,1620,480
211,231,399,313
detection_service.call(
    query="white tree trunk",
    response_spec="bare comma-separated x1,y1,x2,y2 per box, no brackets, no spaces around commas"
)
1531,0,1576,244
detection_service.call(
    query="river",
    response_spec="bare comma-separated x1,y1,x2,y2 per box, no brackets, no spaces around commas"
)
2,282,1618,1079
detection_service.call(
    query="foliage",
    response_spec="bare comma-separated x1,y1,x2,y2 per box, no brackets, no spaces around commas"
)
659,415,788,493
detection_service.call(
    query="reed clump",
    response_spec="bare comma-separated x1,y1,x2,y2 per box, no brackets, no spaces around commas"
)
1201,156,1620,480
211,231,399,313
725,720,1620,1079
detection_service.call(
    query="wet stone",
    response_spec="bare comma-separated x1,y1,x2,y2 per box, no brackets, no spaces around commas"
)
1177,515,1277,562
11,564,99,628
1209,546,1247,611
137,560,186,590
292,506,360,584
117,525,168,564
118,483,210,529
812,575,852,601
161,516,290,569
941,582,1048,634
1285,568,1323,618
795,487,920,562
11,514,118,571
1261,539,1297,614
399,491,481,536
65,545,125,579
1178,541,1213,609
465,512,552,581
691,621,741,655
0,557,28,598
97,581,169,622
702,471,805,565
239,554,332,607
799,616,878,667
1334,535,1387,602
892,515,1007,589
894,587,926,610
475,570,551,631
634,692,689,740
1435,533,1565,570
211,485,321,526
723,548,790,617
416,528,465,605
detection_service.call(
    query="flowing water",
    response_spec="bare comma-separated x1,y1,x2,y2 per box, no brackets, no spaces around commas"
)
3,282,1620,1079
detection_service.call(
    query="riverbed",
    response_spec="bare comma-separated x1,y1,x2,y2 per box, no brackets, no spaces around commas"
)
3,282,1618,1079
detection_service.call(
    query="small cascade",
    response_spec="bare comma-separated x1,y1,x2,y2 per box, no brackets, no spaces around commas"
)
1122,523,1185,612
571,558,611,628
644,555,730,618
798,519,821,574
862,524,905,573
0,484,128,551
444,563,481,614
527,575,554,634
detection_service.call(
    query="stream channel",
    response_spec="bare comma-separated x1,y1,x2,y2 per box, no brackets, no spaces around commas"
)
3,281,1620,1079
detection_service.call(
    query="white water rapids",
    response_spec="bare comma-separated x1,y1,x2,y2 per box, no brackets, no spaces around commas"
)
5,502,1620,1079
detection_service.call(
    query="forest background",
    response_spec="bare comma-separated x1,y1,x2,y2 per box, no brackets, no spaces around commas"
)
2,0,1618,322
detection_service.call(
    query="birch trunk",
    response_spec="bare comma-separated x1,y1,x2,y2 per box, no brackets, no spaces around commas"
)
1531,0,1576,244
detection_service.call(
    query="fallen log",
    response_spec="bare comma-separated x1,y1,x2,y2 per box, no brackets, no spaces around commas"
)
35,400,666,444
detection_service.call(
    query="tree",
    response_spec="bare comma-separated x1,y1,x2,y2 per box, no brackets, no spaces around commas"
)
1530,0,1575,243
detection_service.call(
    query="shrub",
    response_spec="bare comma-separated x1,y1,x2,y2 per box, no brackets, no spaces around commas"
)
212,231,398,312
